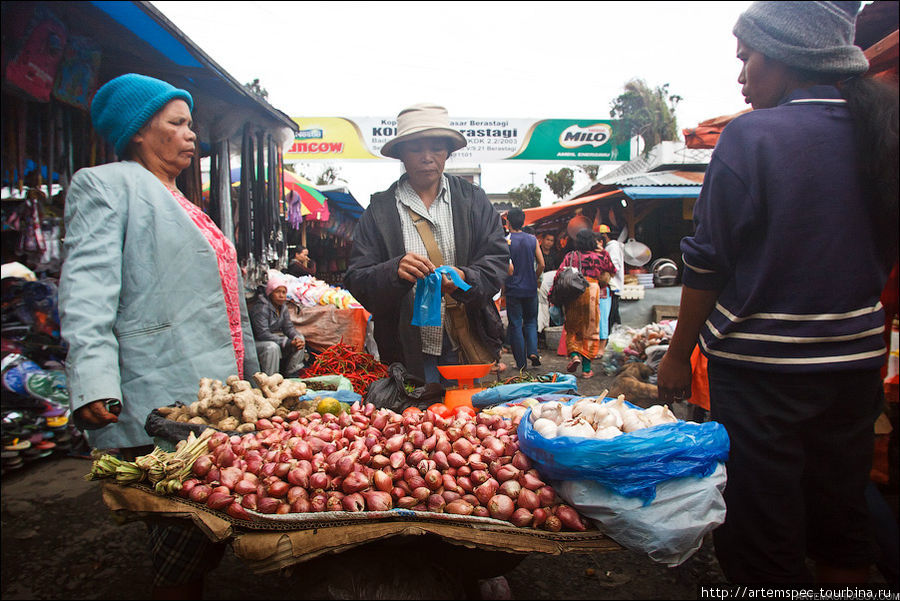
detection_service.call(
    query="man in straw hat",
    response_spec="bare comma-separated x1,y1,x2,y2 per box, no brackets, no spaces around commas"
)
345,104,508,383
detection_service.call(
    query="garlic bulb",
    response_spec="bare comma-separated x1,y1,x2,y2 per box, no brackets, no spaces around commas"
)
556,417,595,439
529,404,542,423
533,418,558,438
621,408,649,433
642,404,678,427
539,402,563,424
560,403,574,421
594,426,623,440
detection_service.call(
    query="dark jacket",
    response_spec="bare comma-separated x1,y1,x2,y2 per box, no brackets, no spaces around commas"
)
249,294,302,349
344,175,509,379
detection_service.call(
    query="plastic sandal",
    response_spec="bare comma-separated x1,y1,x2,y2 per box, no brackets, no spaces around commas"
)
566,356,581,373
581,371,594,379
529,354,541,367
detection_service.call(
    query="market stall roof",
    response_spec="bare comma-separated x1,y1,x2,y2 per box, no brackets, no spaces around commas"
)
41,1,298,146
522,190,622,226
320,189,365,220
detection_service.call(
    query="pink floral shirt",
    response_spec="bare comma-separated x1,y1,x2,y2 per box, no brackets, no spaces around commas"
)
169,189,245,377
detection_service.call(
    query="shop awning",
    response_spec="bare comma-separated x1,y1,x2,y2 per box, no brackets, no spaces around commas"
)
620,186,703,200
522,190,622,226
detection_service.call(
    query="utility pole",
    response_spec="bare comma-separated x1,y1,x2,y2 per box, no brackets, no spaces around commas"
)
529,171,536,185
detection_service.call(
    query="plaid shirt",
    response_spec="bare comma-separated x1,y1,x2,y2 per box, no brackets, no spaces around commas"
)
396,174,455,355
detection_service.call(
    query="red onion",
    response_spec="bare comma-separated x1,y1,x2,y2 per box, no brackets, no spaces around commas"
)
290,440,312,461
407,450,428,466
362,490,393,511
373,470,392,493
257,496,280,514
474,479,499,505
475,424,491,440
341,471,371,494
473,506,490,518
192,455,213,477
422,434,437,452
397,496,418,509
468,455,487,471
274,462,292,479
408,430,425,448
403,467,419,482
267,480,289,498
447,426,462,442
496,465,520,483
207,432,229,451
463,494,479,507
499,480,521,500
511,451,532,471
487,494,515,520
406,475,426,490
555,505,587,531
412,487,431,502
537,486,558,507
519,472,545,491
504,440,519,456
309,472,329,490
370,454,390,469
226,502,253,521
342,493,366,512
470,470,489,485
456,465,471,477
245,457,262,475
517,488,540,511
452,438,474,458
385,434,404,453
189,484,212,504
480,447,499,463
371,412,388,430
390,451,406,469
442,490,462,503
260,462,277,478
543,515,562,532
401,441,414,455
432,451,450,471
178,478,199,498
482,436,505,457
445,499,474,515
510,508,533,528
310,493,327,512
241,493,258,510
290,498,311,513
234,479,257,495
287,486,308,504
256,418,274,430
427,494,446,513
338,412,352,428
207,491,234,510
335,453,359,477
424,469,443,491
417,459,437,476
218,466,242,490
447,452,467,468
458,476,474,493
442,474,460,493
217,445,236,468
326,495,344,512
307,437,327,454
391,486,406,501
435,438,452,455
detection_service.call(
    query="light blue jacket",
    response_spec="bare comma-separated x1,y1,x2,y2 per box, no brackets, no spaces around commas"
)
59,161,259,448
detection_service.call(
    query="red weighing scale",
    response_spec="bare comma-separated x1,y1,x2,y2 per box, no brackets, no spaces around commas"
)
436,363,493,412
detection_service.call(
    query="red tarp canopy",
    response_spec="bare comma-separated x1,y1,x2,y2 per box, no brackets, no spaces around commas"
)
521,190,622,226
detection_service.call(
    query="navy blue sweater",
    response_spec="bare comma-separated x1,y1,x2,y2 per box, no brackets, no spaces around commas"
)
682,86,892,372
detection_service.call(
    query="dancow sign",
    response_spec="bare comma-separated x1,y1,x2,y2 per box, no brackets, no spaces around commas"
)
285,117,631,162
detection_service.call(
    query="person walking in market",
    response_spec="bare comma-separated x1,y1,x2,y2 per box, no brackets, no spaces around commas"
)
596,224,624,332
59,73,259,598
657,0,898,584
250,274,307,376
344,103,508,384
559,228,616,379
505,208,545,371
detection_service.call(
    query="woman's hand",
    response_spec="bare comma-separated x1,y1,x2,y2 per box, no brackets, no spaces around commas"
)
291,337,305,350
76,399,121,428
398,253,435,283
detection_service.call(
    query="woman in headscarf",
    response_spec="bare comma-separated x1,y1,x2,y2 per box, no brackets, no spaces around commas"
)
59,73,259,597
559,228,616,379
250,274,306,376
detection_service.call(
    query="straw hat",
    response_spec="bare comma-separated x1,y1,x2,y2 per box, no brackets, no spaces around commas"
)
380,103,467,159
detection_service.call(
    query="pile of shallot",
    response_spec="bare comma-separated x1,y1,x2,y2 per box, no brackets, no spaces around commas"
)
530,393,678,440
177,402,588,532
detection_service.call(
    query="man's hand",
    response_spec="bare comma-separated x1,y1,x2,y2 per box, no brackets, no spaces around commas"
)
441,266,466,294
75,399,121,428
398,253,436,283
657,352,694,403
291,337,305,350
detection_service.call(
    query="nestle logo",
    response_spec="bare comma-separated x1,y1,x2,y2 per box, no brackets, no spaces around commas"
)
296,129,323,140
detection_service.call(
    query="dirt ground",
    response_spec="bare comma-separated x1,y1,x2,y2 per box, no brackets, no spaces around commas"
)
0,346,892,599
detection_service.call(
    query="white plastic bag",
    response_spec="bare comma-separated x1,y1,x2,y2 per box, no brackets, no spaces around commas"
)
556,463,727,566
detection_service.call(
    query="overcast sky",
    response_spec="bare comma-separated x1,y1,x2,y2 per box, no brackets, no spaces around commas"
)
152,0,756,205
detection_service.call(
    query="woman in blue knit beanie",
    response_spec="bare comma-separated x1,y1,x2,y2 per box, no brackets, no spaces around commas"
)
59,73,259,598
658,1,898,585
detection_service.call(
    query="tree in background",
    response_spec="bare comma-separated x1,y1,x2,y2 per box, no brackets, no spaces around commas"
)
244,78,269,100
545,168,574,200
508,183,542,209
578,164,600,182
290,164,345,186
609,78,682,153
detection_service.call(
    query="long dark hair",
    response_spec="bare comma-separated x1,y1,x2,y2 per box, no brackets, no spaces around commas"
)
840,76,899,265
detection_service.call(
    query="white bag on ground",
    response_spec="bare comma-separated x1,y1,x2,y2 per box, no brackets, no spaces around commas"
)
556,462,727,566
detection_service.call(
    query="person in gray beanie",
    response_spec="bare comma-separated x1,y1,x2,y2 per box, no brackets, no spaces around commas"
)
658,1,898,585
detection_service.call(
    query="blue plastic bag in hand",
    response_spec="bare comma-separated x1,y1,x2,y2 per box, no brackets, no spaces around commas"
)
518,397,730,504
411,266,471,327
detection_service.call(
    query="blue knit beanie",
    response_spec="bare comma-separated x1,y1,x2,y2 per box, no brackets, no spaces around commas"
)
90,74,194,157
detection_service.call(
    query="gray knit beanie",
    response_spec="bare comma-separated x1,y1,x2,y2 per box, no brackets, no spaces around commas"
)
733,1,869,77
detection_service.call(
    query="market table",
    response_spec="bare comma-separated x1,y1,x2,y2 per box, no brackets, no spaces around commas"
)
102,482,620,575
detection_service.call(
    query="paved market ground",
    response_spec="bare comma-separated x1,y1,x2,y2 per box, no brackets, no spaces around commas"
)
0,348,892,600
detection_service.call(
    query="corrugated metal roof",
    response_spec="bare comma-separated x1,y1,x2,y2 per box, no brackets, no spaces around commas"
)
606,171,702,187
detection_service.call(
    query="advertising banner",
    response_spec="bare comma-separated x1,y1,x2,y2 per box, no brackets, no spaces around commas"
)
285,117,631,162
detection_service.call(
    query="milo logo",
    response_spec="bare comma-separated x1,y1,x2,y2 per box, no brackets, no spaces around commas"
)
559,124,612,149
